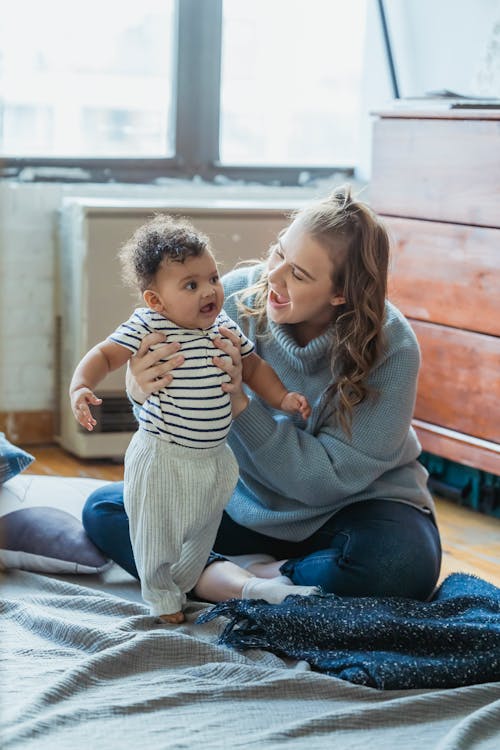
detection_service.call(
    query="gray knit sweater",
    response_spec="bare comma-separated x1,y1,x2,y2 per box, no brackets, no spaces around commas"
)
222,264,435,541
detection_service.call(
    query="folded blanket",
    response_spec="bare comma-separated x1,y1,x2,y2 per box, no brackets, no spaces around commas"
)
198,573,500,690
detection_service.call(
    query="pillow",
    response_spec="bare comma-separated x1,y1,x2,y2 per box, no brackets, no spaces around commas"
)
0,474,112,574
0,432,35,483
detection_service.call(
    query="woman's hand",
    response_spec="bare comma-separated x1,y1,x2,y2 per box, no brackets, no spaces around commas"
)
125,333,184,404
213,326,249,418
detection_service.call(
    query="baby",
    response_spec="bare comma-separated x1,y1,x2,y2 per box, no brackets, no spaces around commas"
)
70,214,310,623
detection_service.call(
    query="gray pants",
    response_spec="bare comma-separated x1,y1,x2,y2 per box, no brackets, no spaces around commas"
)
124,429,239,616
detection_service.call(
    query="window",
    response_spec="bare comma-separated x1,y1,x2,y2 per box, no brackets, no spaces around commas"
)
220,0,367,168
0,0,369,184
381,0,500,99
0,0,176,159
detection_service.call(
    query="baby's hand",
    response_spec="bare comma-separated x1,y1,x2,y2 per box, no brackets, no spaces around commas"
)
70,388,102,431
280,391,311,420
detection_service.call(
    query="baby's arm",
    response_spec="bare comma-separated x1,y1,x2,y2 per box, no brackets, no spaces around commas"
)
242,352,311,420
70,340,132,431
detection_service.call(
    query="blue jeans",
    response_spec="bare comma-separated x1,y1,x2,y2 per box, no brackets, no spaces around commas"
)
82,482,441,600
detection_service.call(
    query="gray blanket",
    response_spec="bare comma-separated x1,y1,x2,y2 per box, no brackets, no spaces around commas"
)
2,570,500,750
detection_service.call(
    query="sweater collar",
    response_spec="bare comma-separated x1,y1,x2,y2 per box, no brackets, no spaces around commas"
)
268,320,333,374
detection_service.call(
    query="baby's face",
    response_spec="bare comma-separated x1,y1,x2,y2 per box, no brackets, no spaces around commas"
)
147,250,224,329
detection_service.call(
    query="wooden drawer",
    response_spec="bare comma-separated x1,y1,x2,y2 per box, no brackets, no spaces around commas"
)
371,108,500,474
413,419,500,476
410,320,500,444
386,218,500,336
371,117,500,227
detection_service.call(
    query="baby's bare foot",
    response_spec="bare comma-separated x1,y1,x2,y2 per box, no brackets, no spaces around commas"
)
159,611,185,624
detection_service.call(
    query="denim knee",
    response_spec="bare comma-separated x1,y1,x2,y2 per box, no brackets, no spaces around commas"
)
82,482,124,538
82,490,100,537
281,541,357,595
82,482,138,579
281,509,441,600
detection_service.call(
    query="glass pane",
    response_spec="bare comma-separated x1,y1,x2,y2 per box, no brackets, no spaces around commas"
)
0,0,175,158
220,0,367,167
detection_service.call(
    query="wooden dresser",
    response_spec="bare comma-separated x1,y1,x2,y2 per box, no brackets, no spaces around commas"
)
370,106,500,475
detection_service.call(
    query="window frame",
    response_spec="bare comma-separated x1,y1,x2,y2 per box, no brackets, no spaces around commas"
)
1,0,356,185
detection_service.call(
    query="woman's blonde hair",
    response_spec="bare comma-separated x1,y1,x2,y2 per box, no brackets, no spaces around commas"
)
237,186,389,436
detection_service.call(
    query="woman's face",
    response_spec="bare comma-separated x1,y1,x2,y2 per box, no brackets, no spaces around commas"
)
266,221,345,340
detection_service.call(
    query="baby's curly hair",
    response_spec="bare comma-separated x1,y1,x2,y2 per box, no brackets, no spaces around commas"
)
118,214,210,293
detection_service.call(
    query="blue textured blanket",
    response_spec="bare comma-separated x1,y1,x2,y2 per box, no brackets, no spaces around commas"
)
198,573,500,690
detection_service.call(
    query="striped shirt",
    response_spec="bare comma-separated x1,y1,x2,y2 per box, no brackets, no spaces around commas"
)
110,308,254,448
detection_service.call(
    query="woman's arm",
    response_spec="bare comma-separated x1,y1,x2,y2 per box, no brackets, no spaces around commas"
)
229,344,422,508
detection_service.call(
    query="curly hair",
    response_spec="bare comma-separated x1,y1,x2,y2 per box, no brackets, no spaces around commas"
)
237,186,389,437
118,214,210,293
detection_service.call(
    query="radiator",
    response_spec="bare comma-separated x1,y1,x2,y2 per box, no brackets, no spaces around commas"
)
56,197,297,458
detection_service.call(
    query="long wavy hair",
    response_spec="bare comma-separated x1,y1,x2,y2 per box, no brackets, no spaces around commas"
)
237,186,389,436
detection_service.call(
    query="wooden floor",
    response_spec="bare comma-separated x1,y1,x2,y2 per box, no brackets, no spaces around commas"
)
23,443,500,588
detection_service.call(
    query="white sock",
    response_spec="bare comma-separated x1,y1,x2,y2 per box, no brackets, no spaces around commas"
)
225,553,276,570
274,575,294,586
241,577,320,605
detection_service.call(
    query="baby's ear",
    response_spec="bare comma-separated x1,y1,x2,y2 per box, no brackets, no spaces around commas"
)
143,289,163,312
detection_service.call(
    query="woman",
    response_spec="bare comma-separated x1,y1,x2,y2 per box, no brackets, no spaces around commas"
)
83,187,441,605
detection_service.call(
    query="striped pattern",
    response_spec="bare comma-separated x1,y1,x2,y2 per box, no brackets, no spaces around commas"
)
110,307,254,448
124,429,239,615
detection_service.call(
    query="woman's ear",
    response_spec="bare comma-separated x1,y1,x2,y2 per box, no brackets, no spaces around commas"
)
143,289,164,312
330,294,346,307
